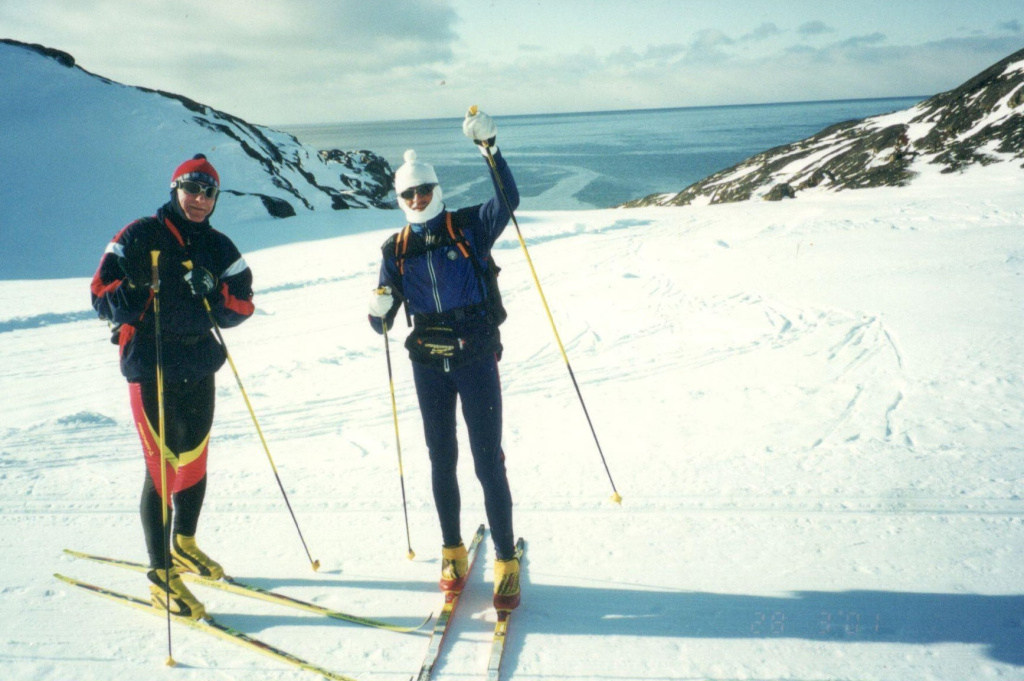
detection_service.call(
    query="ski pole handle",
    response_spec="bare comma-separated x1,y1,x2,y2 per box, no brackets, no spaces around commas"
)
182,260,216,313
150,251,161,292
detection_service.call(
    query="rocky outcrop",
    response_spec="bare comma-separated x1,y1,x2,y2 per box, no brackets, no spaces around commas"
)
0,38,76,68
622,47,1024,208
140,87,393,213
319,149,394,207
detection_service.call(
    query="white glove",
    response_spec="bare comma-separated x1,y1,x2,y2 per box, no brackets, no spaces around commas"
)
463,107,497,155
368,287,394,317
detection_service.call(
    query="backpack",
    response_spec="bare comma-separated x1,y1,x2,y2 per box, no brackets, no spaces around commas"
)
383,209,507,327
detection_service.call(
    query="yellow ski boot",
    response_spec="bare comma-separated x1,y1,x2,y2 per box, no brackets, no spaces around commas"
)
147,567,207,620
493,556,520,611
440,543,469,593
171,534,224,580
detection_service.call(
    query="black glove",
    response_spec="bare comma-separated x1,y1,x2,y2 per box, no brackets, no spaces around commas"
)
117,239,154,289
184,266,218,298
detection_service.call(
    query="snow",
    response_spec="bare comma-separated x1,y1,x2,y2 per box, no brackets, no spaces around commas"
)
865,106,922,131
1,157,1022,681
962,83,1024,140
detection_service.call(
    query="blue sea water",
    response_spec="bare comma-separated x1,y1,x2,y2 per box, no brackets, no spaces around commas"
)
282,97,924,211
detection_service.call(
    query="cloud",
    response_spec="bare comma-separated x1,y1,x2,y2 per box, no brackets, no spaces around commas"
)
686,29,735,63
837,32,888,49
798,21,836,37
740,22,782,42
5,1,1024,124
433,30,1024,122
1,0,466,123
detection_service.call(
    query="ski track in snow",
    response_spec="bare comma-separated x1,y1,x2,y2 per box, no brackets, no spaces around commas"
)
2,170,1024,681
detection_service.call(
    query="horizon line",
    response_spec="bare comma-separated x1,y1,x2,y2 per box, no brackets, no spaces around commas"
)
276,95,930,129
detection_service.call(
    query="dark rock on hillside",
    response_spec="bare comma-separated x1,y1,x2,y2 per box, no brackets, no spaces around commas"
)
622,47,1024,208
143,88,393,213
320,149,395,206
0,38,76,68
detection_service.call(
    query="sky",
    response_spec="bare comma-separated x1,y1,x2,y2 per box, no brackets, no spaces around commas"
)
3,0,1023,125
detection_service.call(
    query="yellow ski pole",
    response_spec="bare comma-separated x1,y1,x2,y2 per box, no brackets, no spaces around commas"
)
469,106,622,504
380,296,415,560
150,250,176,666
185,261,320,571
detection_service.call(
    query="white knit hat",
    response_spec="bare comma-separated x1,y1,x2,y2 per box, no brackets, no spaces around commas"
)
394,149,443,223
394,149,438,193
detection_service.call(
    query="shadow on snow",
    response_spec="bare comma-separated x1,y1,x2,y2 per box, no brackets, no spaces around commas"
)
223,574,1024,668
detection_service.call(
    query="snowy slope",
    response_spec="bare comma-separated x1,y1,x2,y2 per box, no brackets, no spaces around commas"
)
625,48,1024,208
1,158,1022,680
0,40,391,280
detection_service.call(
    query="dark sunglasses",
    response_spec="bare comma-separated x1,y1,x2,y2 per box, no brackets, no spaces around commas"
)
177,180,219,199
400,183,437,200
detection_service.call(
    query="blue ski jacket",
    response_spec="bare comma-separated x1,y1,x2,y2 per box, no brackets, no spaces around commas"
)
370,150,519,339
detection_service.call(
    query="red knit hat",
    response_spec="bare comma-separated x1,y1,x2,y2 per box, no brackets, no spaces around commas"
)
171,154,219,188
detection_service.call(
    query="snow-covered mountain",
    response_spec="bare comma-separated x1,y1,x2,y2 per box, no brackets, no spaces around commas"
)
623,47,1024,207
0,39,394,280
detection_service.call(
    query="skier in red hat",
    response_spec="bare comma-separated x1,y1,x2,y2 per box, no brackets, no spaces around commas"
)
90,154,254,620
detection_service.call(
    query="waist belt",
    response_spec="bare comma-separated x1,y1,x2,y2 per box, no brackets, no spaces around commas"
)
413,303,488,327
164,332,209,346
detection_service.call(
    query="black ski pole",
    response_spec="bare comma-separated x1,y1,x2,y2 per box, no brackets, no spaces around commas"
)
150,250,176,666
380,298,415,560
184,262,321,572
471,106,622,504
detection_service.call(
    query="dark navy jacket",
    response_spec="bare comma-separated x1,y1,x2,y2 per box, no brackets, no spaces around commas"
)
370,150,519,344
91,203,254,383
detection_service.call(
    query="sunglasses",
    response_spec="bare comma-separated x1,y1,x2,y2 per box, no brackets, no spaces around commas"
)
400,183,437,200
177,180,219,199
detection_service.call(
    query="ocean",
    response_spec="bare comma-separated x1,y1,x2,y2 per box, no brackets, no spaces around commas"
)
281,97,924,211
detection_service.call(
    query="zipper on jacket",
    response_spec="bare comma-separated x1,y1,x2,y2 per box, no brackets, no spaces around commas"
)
426,250,443,313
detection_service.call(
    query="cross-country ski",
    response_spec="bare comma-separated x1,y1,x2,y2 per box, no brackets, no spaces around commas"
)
54,573,360,681
63,548,430,632
486,538,526,681
413,524,487,681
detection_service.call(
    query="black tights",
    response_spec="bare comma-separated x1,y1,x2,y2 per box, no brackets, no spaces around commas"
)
412,355,515,560
141,474,208,568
